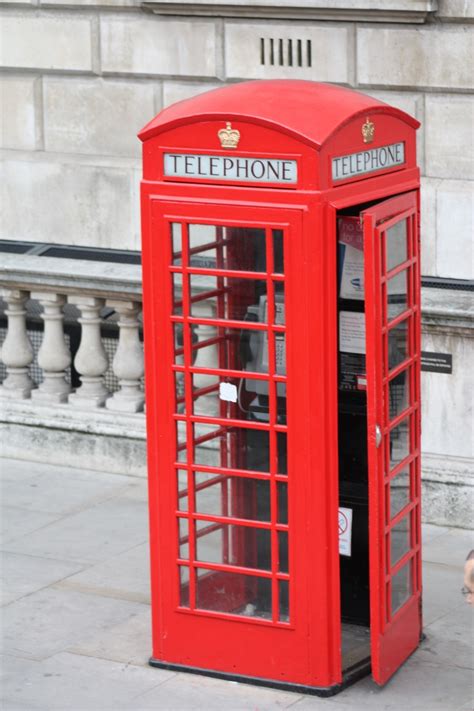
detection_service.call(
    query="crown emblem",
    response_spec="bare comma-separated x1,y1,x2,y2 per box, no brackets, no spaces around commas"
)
218,122,240,149
362,117,375,144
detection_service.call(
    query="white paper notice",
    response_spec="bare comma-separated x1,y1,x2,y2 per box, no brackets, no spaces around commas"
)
339,311,366,354
219,382,238,403
340,244,364,300
338,507,353,557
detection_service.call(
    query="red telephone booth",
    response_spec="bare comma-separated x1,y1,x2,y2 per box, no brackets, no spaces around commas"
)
139,80,422,695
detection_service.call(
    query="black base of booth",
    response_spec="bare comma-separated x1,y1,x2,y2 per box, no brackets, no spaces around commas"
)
148,655,371,697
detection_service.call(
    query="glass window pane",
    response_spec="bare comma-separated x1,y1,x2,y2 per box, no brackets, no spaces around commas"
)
385,220,407,273
279,580,289,622
179,566,190,607
171,223,182,266
177,470,188,511
173,323,185,364
176,421,187,462
193,423,271,473
387,269,409,321
190,374,279,423
171,272,183,315
273,229,284,275
187,325,270,375
194,472,270,522
273,287,285,325
388,319,409,371
389,418,410,471
278,531,289,573
178,518,189,560
277,482,288,524
188,225,267,273
196,521,271,571
390,468,410,519
196,568,271,619
274,335,286,382
391,561,412,615
189,274,267,322
277,432,288,475
388,368,410,421
187,326,287,384
390,514,410,566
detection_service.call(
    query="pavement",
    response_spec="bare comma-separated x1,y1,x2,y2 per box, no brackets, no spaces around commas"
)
0,457,473,711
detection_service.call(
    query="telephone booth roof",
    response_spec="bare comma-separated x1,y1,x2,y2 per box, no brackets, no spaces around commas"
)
138,80,419,148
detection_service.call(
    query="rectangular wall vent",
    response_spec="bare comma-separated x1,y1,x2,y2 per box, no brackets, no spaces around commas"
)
260,37,312,68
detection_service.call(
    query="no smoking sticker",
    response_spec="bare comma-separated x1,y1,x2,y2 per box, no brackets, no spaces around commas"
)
338,507,353,557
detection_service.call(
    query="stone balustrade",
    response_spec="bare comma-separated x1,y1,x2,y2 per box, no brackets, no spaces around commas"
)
0,254,145,414
1,252,472,526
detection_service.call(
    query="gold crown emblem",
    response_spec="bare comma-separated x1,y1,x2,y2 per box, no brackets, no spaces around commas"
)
362,117,375,144
218,122,240,149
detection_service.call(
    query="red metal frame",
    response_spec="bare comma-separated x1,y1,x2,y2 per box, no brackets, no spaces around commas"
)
140,81,421,693
363,192,421,685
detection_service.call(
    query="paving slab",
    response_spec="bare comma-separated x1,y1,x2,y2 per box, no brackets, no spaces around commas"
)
292,658,473,711
0,459,132,516
423,528,474,567
69,607,152,667
115,478,148,503
58,542,150,603
0,701,42,711
421,522,451,544
422,560,467,625
0,505,62,545
1,587,148,660
0,651,175,711
1,458,472,710
0,551,84,606
418,603,474,670
0,458,50,483
132,668,304,710
2,496,148,565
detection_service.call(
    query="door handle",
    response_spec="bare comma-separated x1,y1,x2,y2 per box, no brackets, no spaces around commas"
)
375,425,382,448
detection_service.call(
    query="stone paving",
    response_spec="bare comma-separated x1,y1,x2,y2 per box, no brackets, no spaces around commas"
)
1,458,473,711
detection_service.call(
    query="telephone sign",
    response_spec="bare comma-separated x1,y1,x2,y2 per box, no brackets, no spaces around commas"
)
332,142,405,181
164,153,298,183
139,80,422,695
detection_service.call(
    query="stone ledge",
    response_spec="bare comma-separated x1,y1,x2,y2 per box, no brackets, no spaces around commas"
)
421,288,474,332
436,0,474,22
0,399,146,439
422,455,473,529
423,454,474,485
0,253,143,298
0,421,147,476
141,0,436,23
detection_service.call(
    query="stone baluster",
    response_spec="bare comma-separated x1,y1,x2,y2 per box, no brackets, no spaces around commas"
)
30,292,71,403
0,288,35,399
67,296,109,408
192,302,219,417
105,299,145,413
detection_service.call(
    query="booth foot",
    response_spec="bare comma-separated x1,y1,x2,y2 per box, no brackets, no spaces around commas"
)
148,657,371,697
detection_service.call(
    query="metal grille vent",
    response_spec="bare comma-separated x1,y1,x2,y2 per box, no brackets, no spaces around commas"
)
260,37,312,68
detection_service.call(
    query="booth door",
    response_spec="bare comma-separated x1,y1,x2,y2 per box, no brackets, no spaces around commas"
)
145,199,323,685
362,191,422,686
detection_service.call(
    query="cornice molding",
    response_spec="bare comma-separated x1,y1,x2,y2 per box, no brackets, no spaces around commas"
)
141,0,438,24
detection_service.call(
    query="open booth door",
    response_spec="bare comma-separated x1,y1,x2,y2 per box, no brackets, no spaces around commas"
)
362,191,422,686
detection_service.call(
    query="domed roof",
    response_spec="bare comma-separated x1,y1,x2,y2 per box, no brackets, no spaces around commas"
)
139,80,419,148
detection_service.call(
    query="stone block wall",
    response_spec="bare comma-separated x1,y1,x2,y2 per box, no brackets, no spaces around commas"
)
1,1,473,277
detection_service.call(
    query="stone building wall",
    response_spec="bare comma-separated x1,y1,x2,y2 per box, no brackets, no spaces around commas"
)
1,0,473,277
0,1,473,526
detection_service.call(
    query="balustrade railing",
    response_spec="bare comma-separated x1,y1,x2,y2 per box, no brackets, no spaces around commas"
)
0,254,146,415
